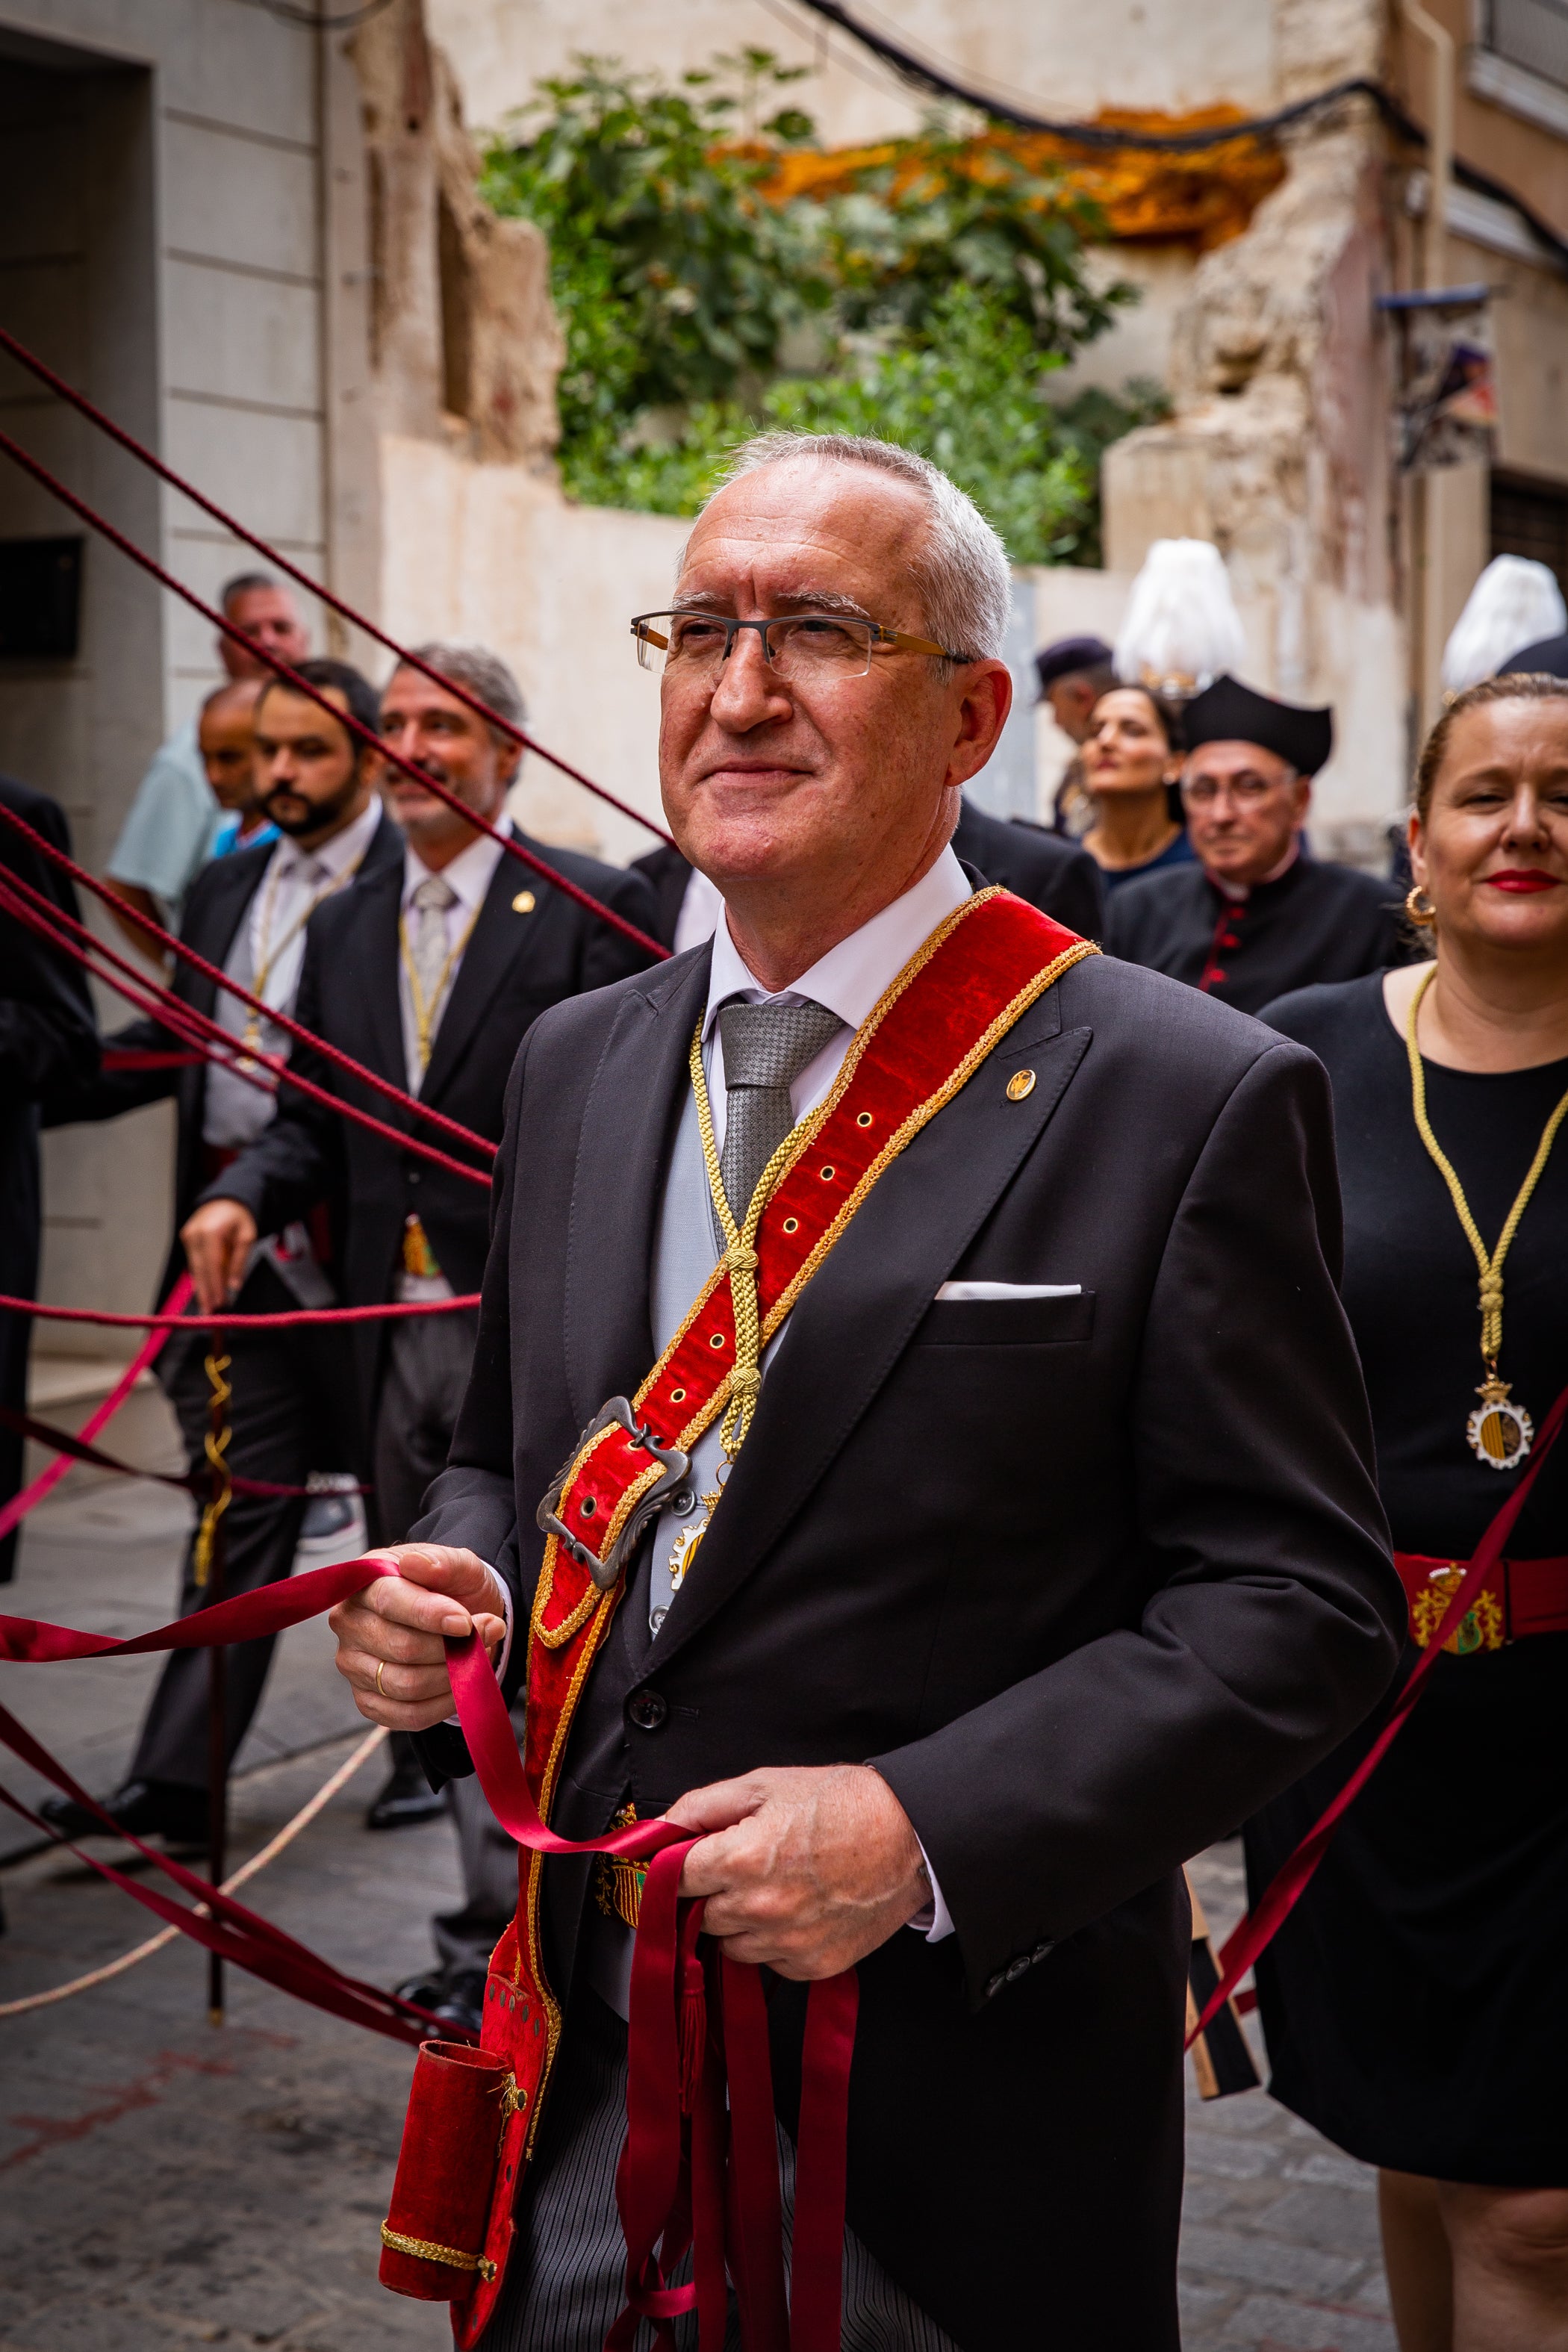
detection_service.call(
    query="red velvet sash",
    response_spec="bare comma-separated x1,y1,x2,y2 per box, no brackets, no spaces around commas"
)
0,888,1095,2351
464,887,1094,2345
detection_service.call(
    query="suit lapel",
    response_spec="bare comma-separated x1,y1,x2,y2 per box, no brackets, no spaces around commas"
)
561,947,712,1431
349,859,411,1104
420,856,520,1104
650,990,1093,1671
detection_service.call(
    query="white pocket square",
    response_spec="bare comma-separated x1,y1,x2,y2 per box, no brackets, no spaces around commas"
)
934,1281,1082,1301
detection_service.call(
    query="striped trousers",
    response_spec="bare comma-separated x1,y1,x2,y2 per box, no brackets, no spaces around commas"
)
478,1989,960,2352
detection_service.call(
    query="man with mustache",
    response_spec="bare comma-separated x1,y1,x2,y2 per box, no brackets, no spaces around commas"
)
178,644,659,2013
43,659,399,1847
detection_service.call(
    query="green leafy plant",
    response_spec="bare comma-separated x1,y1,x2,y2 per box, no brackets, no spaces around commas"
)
482,55,1158,563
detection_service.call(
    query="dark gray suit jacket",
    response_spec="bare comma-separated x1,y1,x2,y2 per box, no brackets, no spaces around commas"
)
415,933,1401,2347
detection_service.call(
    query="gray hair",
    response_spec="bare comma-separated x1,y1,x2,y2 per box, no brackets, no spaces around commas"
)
220,569,281,610
694,432,1012,667
399,641,527,742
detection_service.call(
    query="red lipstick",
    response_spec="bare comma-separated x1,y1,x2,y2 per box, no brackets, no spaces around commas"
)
1486,869,1561,894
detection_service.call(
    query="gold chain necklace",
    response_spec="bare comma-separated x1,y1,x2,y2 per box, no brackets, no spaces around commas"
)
240,848,364,1056
661,1023,821,1594
397,902,482,1072
1406,962,1568,1469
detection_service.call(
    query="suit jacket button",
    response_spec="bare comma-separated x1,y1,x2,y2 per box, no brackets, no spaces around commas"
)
1006,1956,1030,1982
983,1972,1004,2000
626,1687,668,1732
1032,1943,1053,1964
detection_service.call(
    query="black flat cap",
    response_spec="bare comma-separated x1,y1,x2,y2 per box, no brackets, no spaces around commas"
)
1183,675,1334,777
1501,631,1568,679
1035,635,1113,694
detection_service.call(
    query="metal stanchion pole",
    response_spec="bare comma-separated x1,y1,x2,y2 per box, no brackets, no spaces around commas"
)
195,1336,233,2025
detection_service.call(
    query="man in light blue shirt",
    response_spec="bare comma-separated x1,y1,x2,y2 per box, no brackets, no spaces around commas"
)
103,571,310,948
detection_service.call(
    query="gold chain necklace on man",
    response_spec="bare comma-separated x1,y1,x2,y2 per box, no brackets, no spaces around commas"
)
240,849,365,1058
1406,962,1568,1469
660,1024,813,1594
397,903,482,1072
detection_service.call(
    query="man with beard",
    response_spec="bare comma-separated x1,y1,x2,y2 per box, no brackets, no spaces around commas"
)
42,659,400,1847
178,644,659,2012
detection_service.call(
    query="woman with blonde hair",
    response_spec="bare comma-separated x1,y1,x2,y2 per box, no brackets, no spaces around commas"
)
1247,673,1568,2351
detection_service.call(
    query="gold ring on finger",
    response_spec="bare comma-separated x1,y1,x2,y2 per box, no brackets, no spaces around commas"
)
376,1661,388,1698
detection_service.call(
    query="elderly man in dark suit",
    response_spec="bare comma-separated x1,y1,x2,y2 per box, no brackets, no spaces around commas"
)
179,642,659,2006
42,660,399,1845
0,777,99,1585
329,435,1402,2349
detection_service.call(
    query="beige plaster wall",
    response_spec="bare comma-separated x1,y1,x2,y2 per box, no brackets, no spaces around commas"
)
378,435,679,865
427,0,1280,152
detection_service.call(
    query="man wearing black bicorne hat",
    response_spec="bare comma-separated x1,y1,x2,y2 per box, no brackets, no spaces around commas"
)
1106,676,1410,1015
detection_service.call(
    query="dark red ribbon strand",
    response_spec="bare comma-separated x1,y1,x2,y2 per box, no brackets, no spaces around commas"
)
1190,1375,1568,2042
0,1560,853,2344
0,428,668,962
0,322,676,850
0,844,496,1180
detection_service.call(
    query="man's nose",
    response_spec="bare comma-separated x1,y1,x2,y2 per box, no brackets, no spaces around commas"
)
708,630,793,728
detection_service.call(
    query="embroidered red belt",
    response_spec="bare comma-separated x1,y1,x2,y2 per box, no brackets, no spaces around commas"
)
1395,1549,1568,1652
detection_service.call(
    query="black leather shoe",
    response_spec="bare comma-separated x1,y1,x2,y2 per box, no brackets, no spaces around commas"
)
38,1778,209,1846
364,1755,447,1831
393,1961,487,2037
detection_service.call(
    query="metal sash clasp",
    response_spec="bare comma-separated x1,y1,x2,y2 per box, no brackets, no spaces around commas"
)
535,1396,690,1593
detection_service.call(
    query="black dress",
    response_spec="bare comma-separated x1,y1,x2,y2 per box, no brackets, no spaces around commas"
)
1245,972,1568,2184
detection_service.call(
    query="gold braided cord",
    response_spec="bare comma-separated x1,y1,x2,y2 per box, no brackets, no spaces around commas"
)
689,1023,807,1460
192,1345,233,1588
1405,962,1568,1369
397,902,483,1071
240,849,367,1052
379,2222,496,2279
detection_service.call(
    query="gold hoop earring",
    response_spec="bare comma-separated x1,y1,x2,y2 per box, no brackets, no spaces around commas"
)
1404,884,1437,928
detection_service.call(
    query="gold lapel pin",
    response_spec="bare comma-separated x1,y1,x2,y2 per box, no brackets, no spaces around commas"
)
1006,1069,1036,1102
512,889,536,914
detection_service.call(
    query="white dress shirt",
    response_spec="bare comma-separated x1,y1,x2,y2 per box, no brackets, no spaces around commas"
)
203,800,383,1149
647,846,971,1944
671,862,725,954
393,818,512,1306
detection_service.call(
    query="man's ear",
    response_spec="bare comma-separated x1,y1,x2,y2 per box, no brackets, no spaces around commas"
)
950,662,1012,783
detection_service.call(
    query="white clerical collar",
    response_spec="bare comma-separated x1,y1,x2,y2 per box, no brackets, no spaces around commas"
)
1203,836,1301,904
401,813,512,915
703,844,971,1037
270,797,382,885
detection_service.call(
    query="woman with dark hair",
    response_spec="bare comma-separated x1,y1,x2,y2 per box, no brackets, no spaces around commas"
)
1247,673,1568,2351
1079,683,1195,889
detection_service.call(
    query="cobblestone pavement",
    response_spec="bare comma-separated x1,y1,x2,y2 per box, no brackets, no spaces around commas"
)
0,1446,1395,2349
1182,1847,1395,2352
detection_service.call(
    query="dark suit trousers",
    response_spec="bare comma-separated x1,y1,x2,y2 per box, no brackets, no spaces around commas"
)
479,1988,957,2352
131,1260,337,1790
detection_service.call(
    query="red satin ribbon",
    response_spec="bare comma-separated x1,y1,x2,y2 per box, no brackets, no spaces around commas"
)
0,1293,480,1331
1190,1375,1568,2044
0,1274,194,1543
0,1556,855,2347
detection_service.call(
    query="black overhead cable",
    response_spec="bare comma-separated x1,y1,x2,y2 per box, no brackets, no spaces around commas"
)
785,0,1568,273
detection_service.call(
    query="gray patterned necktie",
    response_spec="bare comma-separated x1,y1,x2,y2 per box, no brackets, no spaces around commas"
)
717,997,844,1227
409,872,459,1033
